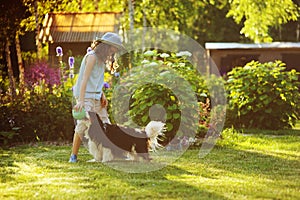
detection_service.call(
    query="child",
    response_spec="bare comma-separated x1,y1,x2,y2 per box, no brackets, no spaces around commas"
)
69,32,124,163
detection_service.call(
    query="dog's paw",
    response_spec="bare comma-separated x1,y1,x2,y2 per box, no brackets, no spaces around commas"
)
86,159,99,162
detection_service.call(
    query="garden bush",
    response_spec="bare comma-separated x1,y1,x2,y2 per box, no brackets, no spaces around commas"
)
0,61,75,146
108,50,226,144
226,60,300,130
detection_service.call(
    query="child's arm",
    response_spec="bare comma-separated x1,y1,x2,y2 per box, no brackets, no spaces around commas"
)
74,55,97,111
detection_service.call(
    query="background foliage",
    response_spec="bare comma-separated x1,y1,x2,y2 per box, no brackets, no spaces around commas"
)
0,62,75,145
226,60,300,130
105,50,228,145
108,50,203,144
0,0,300,145
227,0,299,43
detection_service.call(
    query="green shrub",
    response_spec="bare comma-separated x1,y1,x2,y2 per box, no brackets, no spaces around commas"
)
109,50,227,143
226,60,300,130
0,78,75,145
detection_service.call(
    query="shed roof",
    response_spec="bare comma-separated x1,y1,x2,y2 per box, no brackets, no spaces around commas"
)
205,42,300,50
39,12,122,43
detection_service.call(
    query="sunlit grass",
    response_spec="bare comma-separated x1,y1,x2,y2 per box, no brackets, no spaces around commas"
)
1,129,299,200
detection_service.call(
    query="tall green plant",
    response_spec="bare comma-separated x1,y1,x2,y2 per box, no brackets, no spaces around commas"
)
110,50,220,143
226,60,300,130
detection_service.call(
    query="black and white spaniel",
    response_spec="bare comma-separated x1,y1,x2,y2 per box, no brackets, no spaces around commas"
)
85,111,165,162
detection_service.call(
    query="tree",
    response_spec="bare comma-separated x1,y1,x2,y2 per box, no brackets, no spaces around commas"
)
226,0,299,43
21,0,74,57
0,0,29,95
190,1,246,45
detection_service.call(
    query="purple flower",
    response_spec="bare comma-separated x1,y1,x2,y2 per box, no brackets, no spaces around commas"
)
68,57,75,68
114,72,120,78
87,47,92,53
69,69,74,79
56,46,63,56
69,73,74,79
103,82,110,89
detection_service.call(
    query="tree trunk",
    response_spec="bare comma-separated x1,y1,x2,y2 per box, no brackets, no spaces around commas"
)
16,32,24,87
142,9,147,51
34,0,41,58
5,40,16,97
128,0,134,31
128,0,135,69
78,0,82,10
297,23,300,41
94,0,98,11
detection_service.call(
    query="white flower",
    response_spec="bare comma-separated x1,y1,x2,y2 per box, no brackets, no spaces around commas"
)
188,137,196,143
144,50,155,56
141,59,150,64
145,62,159,67
166,62,173,67
160,53,170,58
176,51,192,57
178,62,185,67
200,93,207,97
160,70,170,76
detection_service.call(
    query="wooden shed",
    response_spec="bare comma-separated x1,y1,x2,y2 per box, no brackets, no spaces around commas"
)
39,12,122,67
205,42,300,75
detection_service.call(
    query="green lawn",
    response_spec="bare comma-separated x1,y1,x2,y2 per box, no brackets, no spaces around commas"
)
0,129,299,200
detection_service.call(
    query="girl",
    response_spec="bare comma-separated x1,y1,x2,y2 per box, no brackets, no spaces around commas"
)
69,32,124,163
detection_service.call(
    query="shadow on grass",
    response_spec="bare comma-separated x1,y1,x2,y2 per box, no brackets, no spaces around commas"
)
0,144,227,199
88,163,227,199
200,144,300,179
0,150,19,182
241,128,300,136
1,140,299,199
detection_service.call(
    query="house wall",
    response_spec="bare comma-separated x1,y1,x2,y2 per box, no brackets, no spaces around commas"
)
207,48,300,75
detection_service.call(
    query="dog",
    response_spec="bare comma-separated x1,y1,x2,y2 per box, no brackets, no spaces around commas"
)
85,111,165,162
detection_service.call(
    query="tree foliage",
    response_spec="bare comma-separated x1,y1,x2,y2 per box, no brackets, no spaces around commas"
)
21,0,77,33
226,0,299,43
0,0,29,52
121,0,245,45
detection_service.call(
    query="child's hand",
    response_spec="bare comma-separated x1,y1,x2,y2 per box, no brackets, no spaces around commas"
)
74,101,85,111
101,96,108,107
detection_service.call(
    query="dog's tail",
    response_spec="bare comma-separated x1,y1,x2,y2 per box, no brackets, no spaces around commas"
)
145,121,166,151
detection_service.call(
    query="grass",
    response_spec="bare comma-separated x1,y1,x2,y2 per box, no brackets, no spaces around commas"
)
0,128,299,200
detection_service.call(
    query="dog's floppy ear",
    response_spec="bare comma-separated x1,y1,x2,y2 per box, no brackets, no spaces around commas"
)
88,111,104,127
88,111,106,142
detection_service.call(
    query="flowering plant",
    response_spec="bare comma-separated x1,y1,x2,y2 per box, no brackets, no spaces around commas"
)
25,61,61,87
56,46,63,56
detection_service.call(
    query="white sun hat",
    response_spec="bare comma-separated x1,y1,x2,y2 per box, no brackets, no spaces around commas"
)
96,32,125,50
